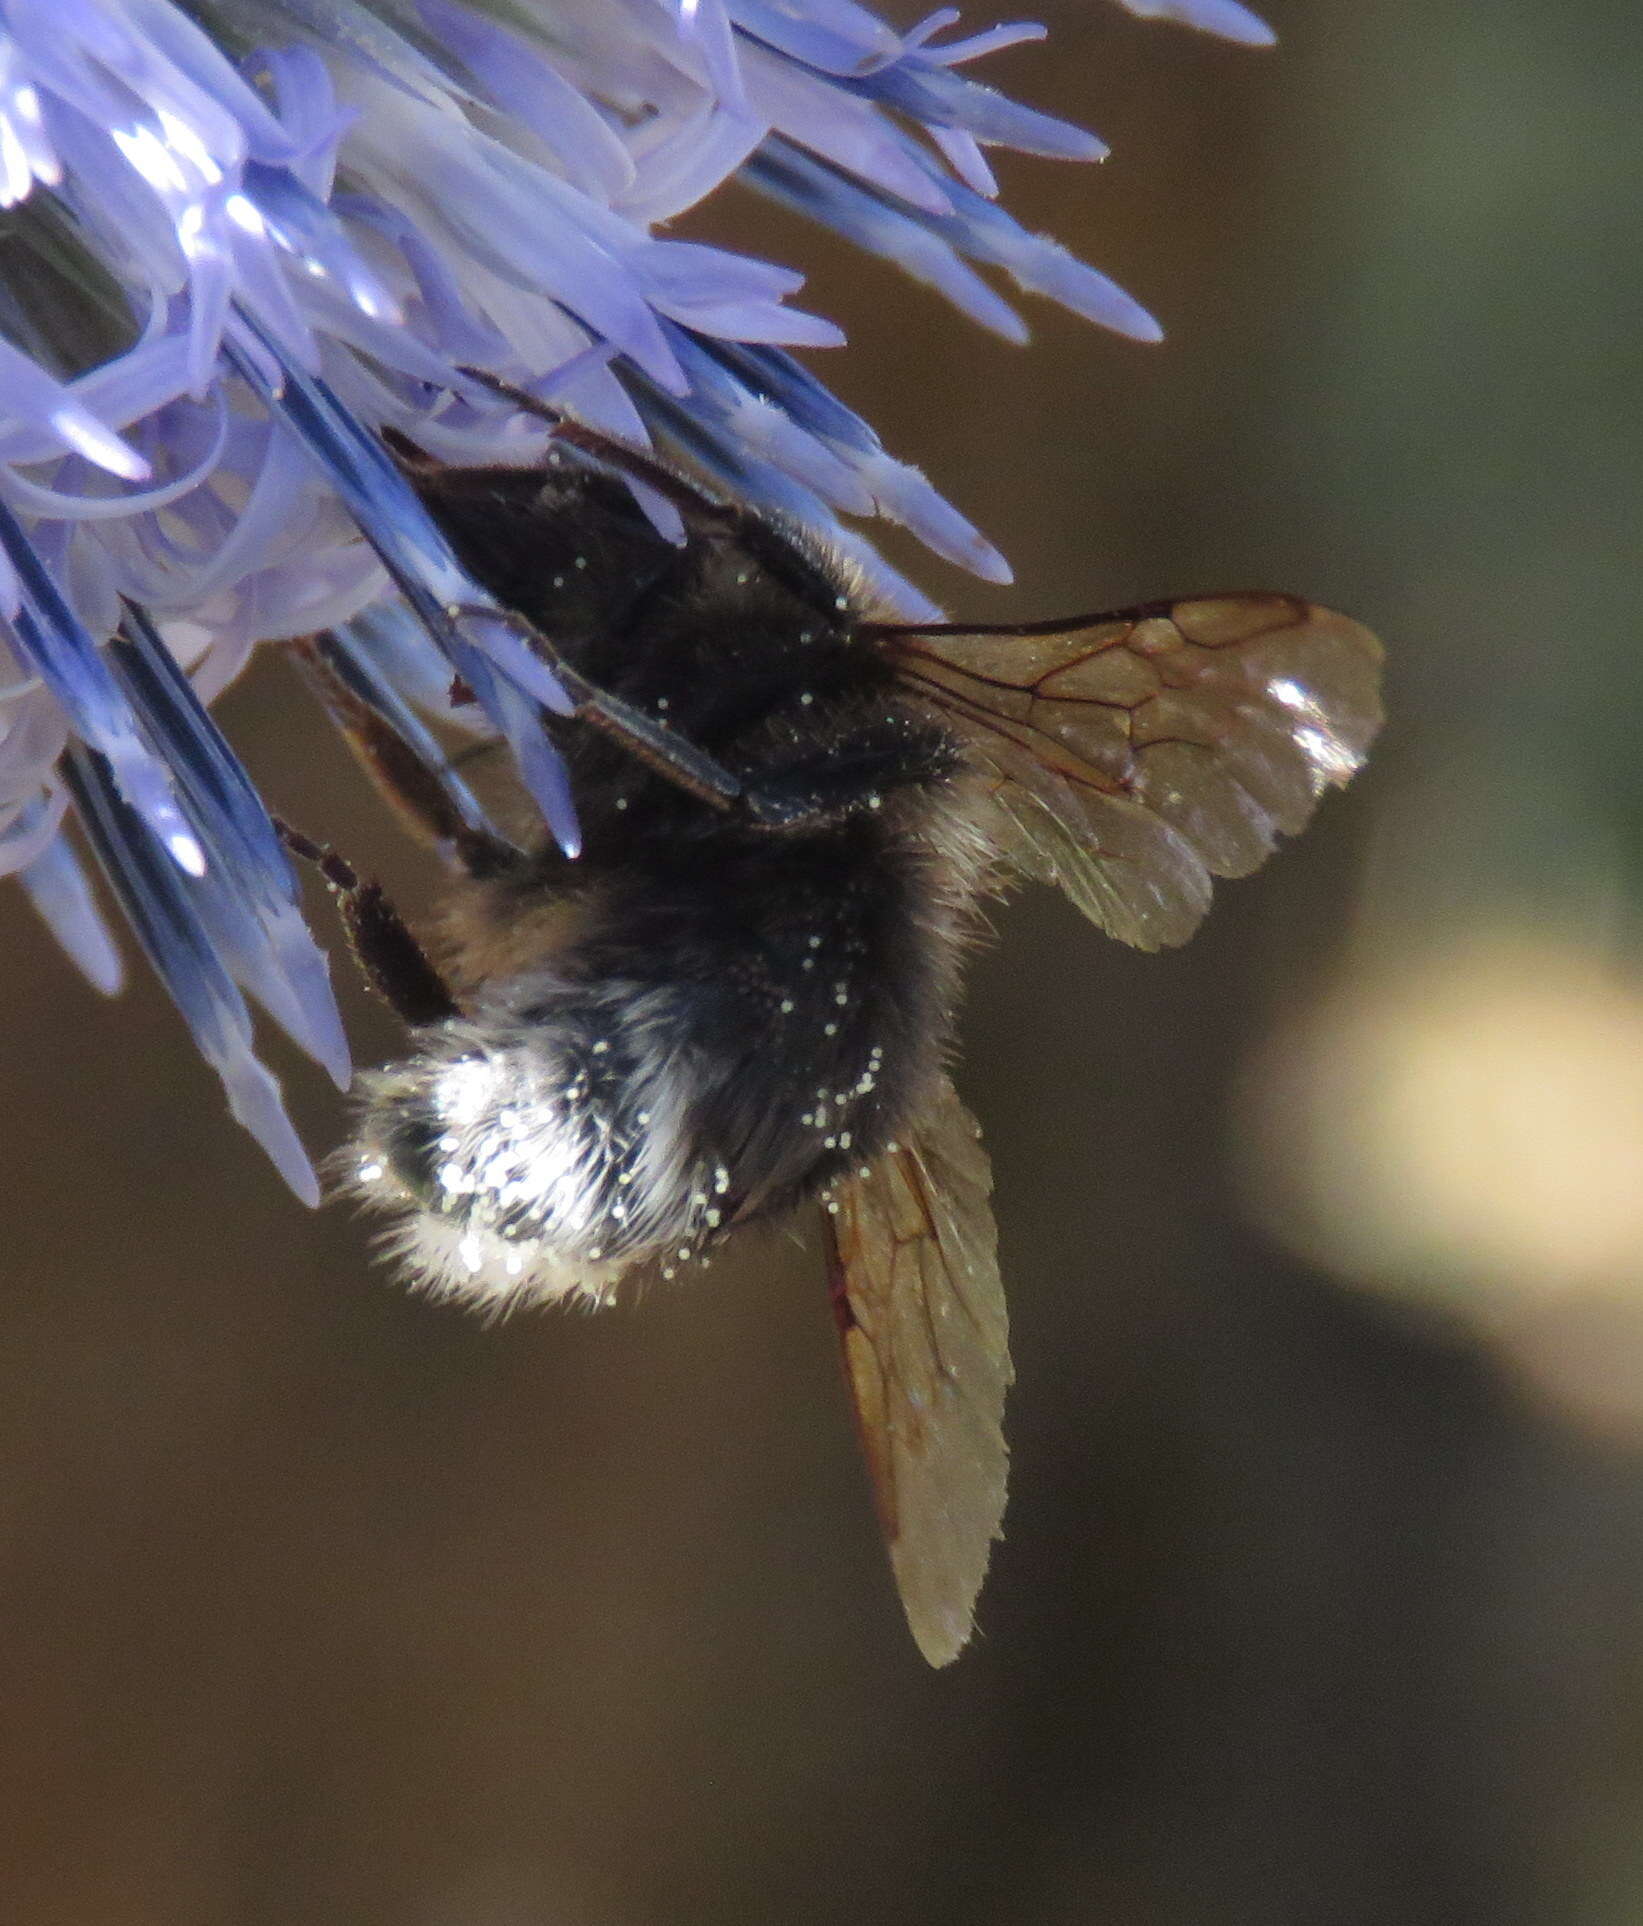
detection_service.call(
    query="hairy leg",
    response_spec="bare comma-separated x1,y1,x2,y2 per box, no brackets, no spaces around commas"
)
276,819,460,1026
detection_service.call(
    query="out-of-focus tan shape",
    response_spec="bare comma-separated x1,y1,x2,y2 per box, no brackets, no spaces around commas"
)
1246,933,1643,1298
1496,1291,1643,1442
1243,931,1643,1436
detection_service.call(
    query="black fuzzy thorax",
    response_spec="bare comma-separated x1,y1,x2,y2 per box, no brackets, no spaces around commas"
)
412,457,968,1238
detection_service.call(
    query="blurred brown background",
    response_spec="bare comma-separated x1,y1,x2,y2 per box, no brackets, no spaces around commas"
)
6,1,1643,1920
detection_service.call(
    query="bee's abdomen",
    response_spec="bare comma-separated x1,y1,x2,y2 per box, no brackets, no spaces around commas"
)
585,819,958,1215
350,808,960,1311
348,977,742,1311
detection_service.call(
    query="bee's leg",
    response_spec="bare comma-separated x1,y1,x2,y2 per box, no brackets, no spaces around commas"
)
276,820,461,1026
557,681,900,830
456,367,742,533
288,636,520,879
564,681,747,813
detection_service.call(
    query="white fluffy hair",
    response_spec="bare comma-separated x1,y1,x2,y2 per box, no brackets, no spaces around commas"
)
345,975,732,1315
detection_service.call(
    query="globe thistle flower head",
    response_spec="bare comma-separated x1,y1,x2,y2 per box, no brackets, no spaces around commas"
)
0,0,1271,1193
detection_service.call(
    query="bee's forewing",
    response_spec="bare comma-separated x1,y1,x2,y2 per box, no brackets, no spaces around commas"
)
885,594,1384,951
822,1077,1010,1667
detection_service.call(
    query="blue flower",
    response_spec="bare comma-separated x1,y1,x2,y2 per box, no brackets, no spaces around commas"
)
0,0,1271,1193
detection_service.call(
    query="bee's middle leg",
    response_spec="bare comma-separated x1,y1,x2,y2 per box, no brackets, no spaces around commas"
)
276,820,460,1027
288,635,520,879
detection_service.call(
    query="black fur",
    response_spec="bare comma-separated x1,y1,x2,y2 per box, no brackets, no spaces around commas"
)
351,456,974,1303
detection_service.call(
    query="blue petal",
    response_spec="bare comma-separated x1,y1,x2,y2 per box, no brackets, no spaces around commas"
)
744,140,1027,340
441,633,581,856
0,337,150,481
840,55,1105,161
0,331,195,470
0,398,232,522
745,137,1161,341
645,332,1006,576
20,818,125,995
0,501,204,876
103,0,304,163
61,745,320,1204
223,320,479,617
335,598,478,722
699,339,881,453
111,602,352,1087
224,323,564,682
247,45,355,190
320,612,509,852
667,0,750,115
413,0,637,204
239,161,403,326
664,326,874,513
1116,0,1275,47
728,0,902,76
633,391,941,616
223,323,581,851
842,446,1011,581
333,192,510,365
912,164,1163,339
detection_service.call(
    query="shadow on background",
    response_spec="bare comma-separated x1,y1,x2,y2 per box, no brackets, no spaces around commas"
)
4,2,1642,1921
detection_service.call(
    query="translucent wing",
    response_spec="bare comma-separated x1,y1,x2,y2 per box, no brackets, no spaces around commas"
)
882,594,1384,950
821,1077,1010,1667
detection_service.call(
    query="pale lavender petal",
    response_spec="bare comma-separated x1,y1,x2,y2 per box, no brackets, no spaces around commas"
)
0,687,69,820
99,416,316,608
843,55,1106,162
0,332,198,460
344,101,683,390
667,0,749,114
21,819,124,995
61,743,318,1202
1114,0,1275,46
54,523,123,642
0,39,61,202
334,193,509,364
740,41,955,215
702,339,879,452
103,0,301,162
927,124,996,198
0,780,63,868
668,327,874,511
746,140,1028,339
728,0,901,75
843,447,1012,582
921,20,1049,65
0,400,229,521
414,0,637,205
249,45,354,193
0,503,204,875
619,99,765,225
239,162,402,325
198,542,385,649
640,241,845,345
923,170,1163,339
0,337,151,480
747,137,1161,342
